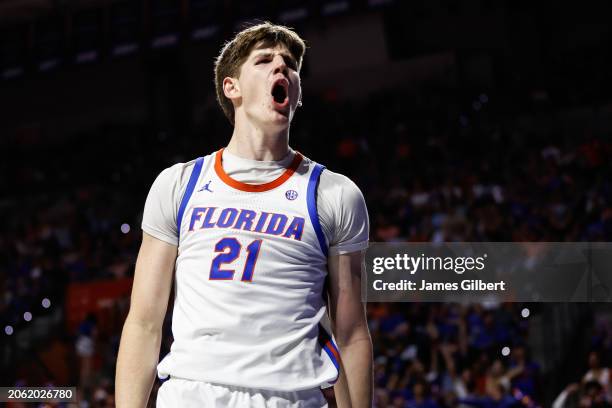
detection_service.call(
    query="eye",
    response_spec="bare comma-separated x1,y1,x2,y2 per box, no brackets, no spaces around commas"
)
256,58,270,65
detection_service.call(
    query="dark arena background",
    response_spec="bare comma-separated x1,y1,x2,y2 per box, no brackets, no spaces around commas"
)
2,0,612,407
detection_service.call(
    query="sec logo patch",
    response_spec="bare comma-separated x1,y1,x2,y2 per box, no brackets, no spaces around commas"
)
285,190,298,200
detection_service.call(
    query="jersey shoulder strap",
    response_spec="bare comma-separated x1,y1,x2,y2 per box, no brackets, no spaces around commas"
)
177,157,205,240
306,162,328,257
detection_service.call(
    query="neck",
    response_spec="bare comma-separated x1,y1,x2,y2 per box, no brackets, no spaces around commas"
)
225,115,290,161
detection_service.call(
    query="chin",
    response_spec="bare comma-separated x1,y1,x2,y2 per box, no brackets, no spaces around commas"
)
244,109,290,130
251,115,290,134
268,111,292,127
268,119,291,132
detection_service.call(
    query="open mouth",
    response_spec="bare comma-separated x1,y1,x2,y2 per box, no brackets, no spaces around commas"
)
271,78,289,109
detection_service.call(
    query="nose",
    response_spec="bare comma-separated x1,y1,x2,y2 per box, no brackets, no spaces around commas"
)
272,54,288,76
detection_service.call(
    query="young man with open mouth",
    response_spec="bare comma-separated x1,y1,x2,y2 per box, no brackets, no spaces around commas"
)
116,22,372,408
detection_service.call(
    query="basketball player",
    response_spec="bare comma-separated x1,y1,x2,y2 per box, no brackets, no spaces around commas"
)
116,22,372,407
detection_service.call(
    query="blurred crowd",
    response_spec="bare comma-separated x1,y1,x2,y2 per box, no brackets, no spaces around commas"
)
1,83,612,407
552,316,612,408
369,303,538,408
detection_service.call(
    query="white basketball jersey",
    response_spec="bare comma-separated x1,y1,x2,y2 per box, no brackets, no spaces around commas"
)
157,149,340,391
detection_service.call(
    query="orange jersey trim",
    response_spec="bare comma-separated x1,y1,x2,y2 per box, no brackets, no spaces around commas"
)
214,148,303,192
326,340,340,361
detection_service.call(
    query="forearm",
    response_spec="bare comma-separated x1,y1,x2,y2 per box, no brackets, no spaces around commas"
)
338,337,373,408
115,317,163,407
333,360,351,407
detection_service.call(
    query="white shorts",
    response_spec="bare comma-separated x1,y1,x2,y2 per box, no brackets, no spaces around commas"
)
156,378,329,408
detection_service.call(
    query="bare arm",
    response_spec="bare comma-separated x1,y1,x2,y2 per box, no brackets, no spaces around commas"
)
115,232,177,408
328,251,373,408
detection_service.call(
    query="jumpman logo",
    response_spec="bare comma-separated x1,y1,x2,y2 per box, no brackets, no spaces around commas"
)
198,180,214,193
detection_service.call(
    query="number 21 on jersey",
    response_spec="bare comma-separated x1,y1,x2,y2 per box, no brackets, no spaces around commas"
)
209,237,262,282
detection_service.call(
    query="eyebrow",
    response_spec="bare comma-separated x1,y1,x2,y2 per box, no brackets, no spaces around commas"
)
252,51,297,66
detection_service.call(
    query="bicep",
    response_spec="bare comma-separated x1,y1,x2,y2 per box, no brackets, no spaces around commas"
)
327,251,369,345
127,232,177,330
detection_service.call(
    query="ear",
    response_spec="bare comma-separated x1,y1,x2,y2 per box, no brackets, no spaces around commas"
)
223,77,241,100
